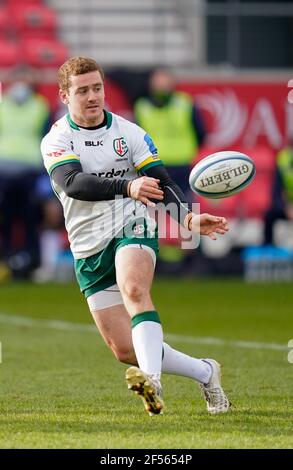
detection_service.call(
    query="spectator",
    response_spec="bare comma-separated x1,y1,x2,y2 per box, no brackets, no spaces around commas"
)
134,68,206,194
264,139,293,245
134,68,206,269
0,66,61,279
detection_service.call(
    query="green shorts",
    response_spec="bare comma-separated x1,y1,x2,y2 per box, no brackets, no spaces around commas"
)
74,229,158,299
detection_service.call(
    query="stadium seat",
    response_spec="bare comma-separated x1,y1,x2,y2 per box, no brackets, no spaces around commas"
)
10,3,57,37
0,8,12,37
7,0,42,7
0,39,20,67
22,38,68,68
21,29,57,41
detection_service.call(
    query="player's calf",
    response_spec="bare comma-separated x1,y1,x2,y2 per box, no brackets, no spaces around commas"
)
113,347,137,365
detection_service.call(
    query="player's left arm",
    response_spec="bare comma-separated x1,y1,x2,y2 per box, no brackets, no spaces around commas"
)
130,126,228,239
139,164,229,239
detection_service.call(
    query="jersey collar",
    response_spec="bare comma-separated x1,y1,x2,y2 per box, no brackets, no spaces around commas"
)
66,110,113,130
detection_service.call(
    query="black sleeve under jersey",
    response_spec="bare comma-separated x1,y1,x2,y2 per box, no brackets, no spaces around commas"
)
139,164,192,226
51,161,129,201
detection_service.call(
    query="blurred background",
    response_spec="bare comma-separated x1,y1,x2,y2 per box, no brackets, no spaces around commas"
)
0,0,293,284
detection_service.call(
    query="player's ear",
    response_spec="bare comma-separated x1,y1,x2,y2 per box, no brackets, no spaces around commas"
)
59,89,69,105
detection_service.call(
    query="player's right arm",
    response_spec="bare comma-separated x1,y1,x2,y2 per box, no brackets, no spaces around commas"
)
51,161,163,203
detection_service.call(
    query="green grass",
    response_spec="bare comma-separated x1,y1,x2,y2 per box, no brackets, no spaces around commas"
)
0,280,293,448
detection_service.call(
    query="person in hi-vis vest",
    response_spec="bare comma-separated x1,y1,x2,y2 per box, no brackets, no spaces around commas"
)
134,69,206,267
0,67,61,280
264,140,293,245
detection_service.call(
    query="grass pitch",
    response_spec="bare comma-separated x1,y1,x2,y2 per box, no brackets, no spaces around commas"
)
0,279,292,449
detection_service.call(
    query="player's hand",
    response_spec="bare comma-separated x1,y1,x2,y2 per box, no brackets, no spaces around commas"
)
127,177,164,207
187,213,229,240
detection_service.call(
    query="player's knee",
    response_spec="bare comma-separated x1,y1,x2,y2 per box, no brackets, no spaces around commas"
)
122,281,146,304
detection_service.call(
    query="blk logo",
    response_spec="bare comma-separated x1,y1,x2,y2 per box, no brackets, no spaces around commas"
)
85,141,103,146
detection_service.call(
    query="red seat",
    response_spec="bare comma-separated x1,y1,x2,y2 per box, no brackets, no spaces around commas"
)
20,29,56,40
7,0,42,7
22,38,68,68
0,39,20,67
0,8,15,40
10,3,57,36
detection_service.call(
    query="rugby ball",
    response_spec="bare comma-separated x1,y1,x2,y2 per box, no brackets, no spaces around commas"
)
189,151,256,199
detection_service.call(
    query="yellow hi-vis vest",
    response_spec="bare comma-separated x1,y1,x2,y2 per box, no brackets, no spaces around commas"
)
134,92,198,166
277,147,293,202
0,94,49,166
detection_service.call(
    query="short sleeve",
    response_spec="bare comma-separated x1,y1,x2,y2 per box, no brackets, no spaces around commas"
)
41,129,80,175
130,124,163,173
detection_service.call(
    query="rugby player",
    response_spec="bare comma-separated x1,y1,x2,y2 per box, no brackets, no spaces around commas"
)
41,57,230,416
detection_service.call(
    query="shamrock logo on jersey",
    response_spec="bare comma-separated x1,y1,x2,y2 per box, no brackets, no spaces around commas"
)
113,137,128,157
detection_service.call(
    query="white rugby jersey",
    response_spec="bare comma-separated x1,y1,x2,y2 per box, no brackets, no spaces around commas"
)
41,111,161,259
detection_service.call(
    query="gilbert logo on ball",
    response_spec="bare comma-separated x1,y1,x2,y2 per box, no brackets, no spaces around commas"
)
189,151,256,199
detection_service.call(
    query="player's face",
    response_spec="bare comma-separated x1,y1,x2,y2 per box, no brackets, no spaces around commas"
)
60,70,105,127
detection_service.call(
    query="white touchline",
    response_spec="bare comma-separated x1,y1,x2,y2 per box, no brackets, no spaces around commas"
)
0,312,288,352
